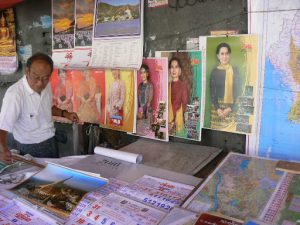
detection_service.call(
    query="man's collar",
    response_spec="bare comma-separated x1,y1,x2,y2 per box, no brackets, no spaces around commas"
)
22,75,35,95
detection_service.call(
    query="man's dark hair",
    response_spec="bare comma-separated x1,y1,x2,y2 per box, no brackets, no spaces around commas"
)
26,52,54,72
216,43,231,55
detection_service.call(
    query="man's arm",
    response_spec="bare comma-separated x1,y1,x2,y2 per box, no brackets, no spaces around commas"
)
51,105,79,123
0,129,12,163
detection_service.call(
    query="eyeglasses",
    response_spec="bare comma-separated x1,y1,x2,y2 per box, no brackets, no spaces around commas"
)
28,74,50,83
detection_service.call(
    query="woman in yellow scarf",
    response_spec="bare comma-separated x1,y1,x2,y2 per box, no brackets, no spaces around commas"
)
168,57,188,135
210,43,241,131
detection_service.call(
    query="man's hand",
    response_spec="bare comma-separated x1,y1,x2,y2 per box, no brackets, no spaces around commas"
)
0,130,12,164
0,150,13,164
64,111,80,123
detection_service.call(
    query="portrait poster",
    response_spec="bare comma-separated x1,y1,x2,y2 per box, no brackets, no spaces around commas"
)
94,0,141,38
0,8,18,75
10,163,108,219
136,58,169,141
156,51,203,141
203,35,258,134
52,0,75,68
69,0,95,67
72,69,106,124
50,69,74,123
105,69,136,133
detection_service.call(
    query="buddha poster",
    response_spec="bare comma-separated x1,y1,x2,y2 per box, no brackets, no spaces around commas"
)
105,69,136,133
72,69,106,125
0,8,18,75
202,35,258,134
136,58,169,141
156,51,203,141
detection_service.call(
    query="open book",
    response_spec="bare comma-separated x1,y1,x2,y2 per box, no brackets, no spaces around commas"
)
9,163,108,220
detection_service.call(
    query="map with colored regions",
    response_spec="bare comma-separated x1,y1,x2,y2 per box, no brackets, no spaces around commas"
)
184,153,284,221
248,0,300,161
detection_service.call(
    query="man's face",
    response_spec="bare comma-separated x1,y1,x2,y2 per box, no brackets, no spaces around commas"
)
26,60,52,94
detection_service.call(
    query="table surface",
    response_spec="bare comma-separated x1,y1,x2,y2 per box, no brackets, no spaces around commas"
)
120,138,222,175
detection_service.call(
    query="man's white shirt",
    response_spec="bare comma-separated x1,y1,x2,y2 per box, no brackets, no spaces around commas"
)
0,76,55,144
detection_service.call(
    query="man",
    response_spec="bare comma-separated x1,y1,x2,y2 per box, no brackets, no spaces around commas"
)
0,53,79,163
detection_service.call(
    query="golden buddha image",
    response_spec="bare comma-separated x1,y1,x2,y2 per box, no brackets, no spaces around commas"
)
0,9,16,56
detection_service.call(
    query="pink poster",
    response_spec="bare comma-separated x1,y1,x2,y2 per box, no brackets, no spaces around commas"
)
50,69,74,123
136,58,168,141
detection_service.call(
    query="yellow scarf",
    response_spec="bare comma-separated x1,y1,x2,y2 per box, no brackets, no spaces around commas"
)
168,83,184,133
217,64,234,104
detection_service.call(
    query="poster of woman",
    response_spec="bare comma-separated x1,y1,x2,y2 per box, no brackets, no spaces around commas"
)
136,58,169,141
157,51,203,141
105,69,136,133
203,35,258,134
72,69,105,124
50,69,74,123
